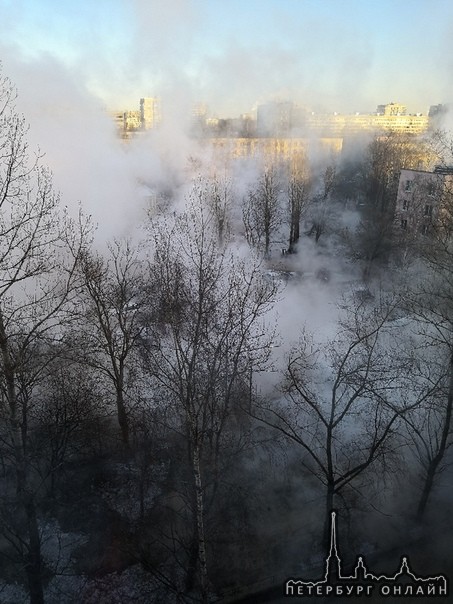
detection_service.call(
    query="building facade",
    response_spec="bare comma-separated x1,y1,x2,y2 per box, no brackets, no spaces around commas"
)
207,137,343,164
139,97,161,130
253,101,429,137
395,167,453,236
377,102,407,116
123,110,141,131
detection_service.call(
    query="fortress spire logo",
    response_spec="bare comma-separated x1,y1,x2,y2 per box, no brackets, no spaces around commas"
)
285,511,448,599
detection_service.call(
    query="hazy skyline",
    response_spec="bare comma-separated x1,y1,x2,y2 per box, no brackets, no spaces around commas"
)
1,0,452,117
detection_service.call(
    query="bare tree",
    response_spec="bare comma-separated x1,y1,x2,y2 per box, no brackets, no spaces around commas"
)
0,70,91,603
287,156,311,253
399,350,452,520
35,359,104,497
206,174,232,245
354,133,431,278
401,209,453,519
415,357,452,520
307,163,336,243
243,166,281,256
253,294,425,543
365,133,430,214
75,238,145,447
142,189,277,601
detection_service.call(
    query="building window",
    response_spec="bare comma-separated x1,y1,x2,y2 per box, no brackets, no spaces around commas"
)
404,180,412,192
424,204,433,217
401,218,408,230
402,199,410,210
428,183,436,197
420,224,429,235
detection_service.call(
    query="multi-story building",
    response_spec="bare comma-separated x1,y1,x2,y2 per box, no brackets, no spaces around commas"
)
306,108,428,137
140,97,161,130
377,102,407,116
395,166,453,236
428,104,451,129
113,98,433,142
256,101,304,137
428,104,448,118
254,102,428,137
191,103,208,135
207,137,343,166
123,110,141,131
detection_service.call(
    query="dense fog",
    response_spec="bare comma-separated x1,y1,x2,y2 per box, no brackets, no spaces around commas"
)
0,2,452,602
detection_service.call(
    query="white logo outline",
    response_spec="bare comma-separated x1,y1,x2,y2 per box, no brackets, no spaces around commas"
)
285,511,448,598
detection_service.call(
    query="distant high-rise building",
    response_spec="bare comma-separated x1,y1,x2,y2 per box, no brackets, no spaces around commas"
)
305,106,428,136
377,102,407,116
192,103,208,119
123,110,141,131
428,104,450,128
140,97,161,130
257,101,297,137
428,104,446,118
191,103,208,135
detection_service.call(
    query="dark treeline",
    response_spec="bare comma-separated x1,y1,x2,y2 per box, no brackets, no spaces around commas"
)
0,73,452,603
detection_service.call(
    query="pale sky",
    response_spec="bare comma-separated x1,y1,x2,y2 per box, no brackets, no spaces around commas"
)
1,0,452,116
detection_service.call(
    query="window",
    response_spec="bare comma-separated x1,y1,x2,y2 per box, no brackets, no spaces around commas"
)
424,204,433,217
428,183,436,197
401,218,408,230
404,180,412,192
421,224,429,235
402,199,410,210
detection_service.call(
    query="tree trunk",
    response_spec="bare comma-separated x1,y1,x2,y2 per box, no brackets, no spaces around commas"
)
138,468,145,523
24,498,45,604
416,463,437,521
265,229,270,258
323,483,335,548
116,389,129,447
0,314,45,603
294,208,300,245
289,209,300,253
416,352,453,520
185,519,198,594
192,445,209,603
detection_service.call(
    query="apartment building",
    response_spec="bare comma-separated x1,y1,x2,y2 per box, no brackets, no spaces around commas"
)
208,137,343,164
123,110,141,131
395,167,453,236
306,110,429,137
139,97,161,130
